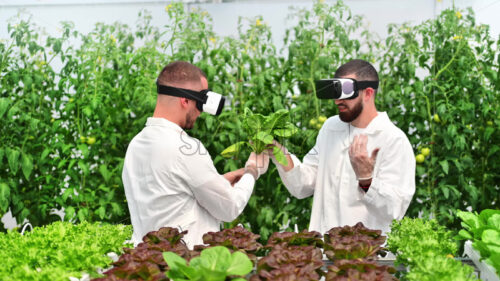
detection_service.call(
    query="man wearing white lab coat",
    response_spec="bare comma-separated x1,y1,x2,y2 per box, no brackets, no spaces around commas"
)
270,59,415,235
122,61,269,248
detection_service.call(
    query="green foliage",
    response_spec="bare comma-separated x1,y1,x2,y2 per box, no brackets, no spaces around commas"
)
0,221,132,281
387,218,477,281
379,7,500,229
457,209,500,274
163,246,252,281
0,0,498,241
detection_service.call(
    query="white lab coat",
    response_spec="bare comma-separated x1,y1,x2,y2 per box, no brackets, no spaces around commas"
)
122,117,255,248
277,112,415,235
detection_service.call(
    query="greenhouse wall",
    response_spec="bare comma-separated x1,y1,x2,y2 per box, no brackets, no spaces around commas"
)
1,0,499,50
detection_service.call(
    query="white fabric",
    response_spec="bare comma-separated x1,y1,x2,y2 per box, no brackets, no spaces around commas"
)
122,117,255,248
276,112,415,235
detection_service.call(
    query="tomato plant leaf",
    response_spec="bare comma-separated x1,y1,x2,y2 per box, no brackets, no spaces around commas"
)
439,160,449,175
0,183,10,213
0,98,11,118
21,153,33,180
99,164,111,183
6,147,20,175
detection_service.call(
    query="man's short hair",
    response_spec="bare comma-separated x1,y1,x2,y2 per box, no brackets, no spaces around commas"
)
334,59,379,82
157,61,207,87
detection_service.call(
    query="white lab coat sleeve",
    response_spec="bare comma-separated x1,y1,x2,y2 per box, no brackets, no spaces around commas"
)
362,136,416,220
180,141,255,222
276,144,319,199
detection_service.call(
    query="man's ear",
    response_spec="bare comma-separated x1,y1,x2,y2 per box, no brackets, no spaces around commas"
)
363,87,375,100
179,97,190,108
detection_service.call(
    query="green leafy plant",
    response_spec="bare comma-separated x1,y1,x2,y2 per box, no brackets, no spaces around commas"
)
221,108,297,166
387,218,477,281
0,221,132,281
163,246,253,281
457,209,500,274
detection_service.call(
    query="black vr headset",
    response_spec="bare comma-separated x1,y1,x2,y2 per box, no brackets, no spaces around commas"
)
315,78,379,100
156,81,226,116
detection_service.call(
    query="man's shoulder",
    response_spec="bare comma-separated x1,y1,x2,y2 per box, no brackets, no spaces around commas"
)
323,115,346,131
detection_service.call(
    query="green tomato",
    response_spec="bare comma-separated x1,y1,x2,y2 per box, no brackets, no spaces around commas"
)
433,113,441,123
486,121,493,126
86,137,96,145
315,123,322,130
421,147,430,157
309,118,317,127
80,136,87,143
416,154,425,164
318,115,327,123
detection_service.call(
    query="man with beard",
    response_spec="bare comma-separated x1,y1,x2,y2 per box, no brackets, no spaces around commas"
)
269,59,415,235
122,61,269,248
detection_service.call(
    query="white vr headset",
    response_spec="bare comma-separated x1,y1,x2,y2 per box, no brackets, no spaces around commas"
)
156,81,226,116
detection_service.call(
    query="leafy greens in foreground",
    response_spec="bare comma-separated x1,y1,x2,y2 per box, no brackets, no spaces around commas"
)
163,246,252,281
0,221,131,281
457,209,500,274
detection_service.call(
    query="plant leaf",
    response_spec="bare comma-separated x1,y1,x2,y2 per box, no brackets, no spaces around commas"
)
221,141,246,158
273,123,298,138
255,131,273,145
273,146,288,166
21,153,33,180
439,160,449,175
226,251,253,276
482,229,500,246
487,214,500,230
0,182,10,213
199,246,231,272
6,147,20,175
0,98,11,118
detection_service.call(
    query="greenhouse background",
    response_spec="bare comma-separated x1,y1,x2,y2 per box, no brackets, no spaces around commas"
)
1,0,499,229
0,0,499,280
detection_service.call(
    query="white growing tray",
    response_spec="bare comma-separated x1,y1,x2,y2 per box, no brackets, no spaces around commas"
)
464,240,499,281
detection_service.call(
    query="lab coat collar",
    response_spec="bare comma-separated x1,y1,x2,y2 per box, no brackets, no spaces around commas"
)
146,117,184,133
339,112,388,150
330,112,388,134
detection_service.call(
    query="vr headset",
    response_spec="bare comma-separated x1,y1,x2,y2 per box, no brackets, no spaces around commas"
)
315,78,379,100
156,81,226,116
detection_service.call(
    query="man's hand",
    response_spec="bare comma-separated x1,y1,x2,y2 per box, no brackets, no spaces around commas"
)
245,151,270,180
223,168,245,186
268,140,294,172
348,134,380,186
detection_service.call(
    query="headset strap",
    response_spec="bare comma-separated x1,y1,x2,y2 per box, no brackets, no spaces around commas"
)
357,81,379,90
156,83,207,103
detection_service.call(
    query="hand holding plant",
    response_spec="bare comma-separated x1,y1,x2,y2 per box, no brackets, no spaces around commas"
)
245,151,270,179
268,140,293,171
223,168,245,186
221,108,298,167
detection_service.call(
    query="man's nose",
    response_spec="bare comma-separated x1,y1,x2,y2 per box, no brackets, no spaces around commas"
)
334,99,342,105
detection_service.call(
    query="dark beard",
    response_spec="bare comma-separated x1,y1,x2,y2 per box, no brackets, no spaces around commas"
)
339,99,363,123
